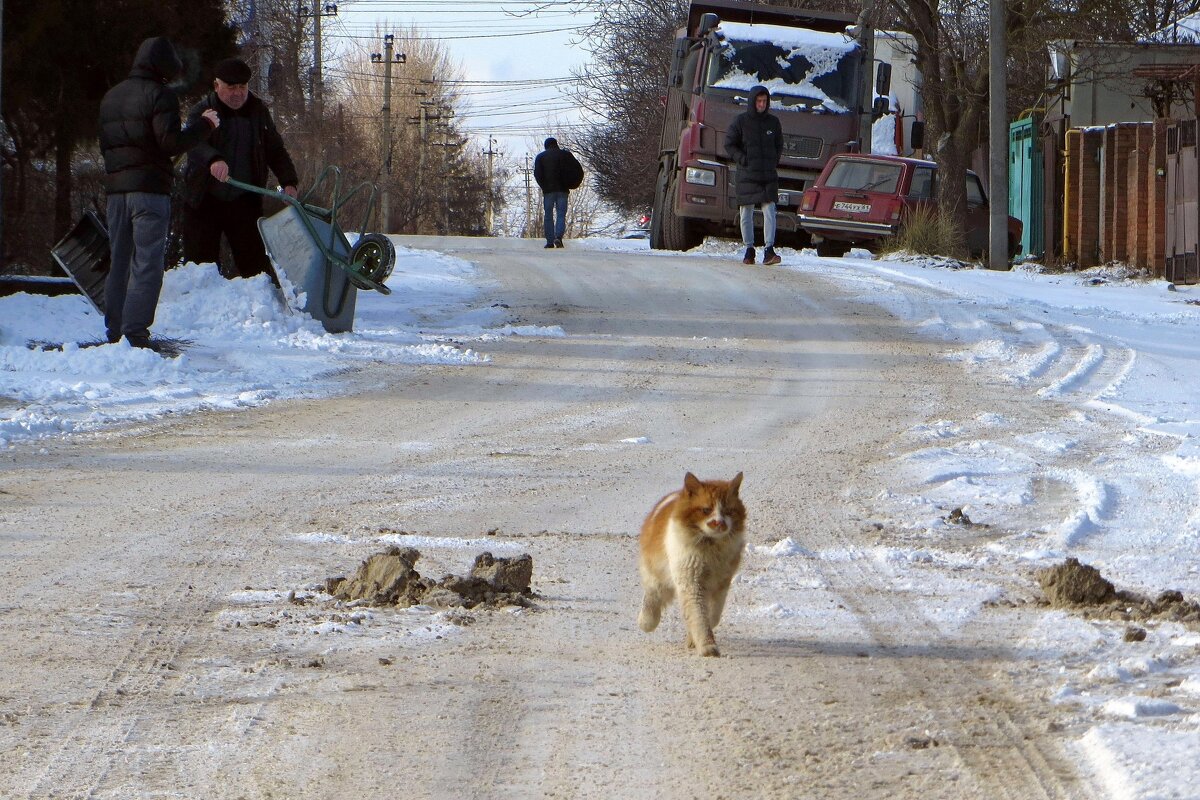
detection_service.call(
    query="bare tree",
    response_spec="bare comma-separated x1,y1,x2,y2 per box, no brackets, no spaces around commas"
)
568,0,688,215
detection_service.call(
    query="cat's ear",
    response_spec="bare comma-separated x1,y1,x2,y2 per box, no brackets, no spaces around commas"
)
729,472,743,493
683,472,701,493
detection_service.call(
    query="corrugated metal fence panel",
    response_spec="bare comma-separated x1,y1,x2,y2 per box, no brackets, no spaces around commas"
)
1166,119,1200,285
1009,118,1038,258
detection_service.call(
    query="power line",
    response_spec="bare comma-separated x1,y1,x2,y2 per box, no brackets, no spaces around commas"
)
324,25,586,41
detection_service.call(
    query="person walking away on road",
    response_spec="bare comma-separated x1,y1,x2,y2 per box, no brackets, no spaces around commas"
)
98,36,219,350
182,57,299,280
724,85,783,266
533,137,584,249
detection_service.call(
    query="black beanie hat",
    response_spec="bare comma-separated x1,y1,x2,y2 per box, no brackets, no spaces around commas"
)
214,58,252,84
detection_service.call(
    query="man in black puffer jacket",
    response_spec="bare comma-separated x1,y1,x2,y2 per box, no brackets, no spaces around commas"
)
182,58,299,280
533,137,583,249
98,36,219,349
724,85,784,266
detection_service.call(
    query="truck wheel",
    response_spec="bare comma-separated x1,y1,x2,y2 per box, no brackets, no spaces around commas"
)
658,174,704,251
649,168,670,250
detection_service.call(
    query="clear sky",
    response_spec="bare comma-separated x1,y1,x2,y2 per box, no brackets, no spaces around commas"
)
324,0,596,163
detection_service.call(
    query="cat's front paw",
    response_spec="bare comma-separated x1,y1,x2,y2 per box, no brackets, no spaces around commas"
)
699,643,720,657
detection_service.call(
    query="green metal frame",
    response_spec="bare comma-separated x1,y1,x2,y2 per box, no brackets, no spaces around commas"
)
226,167,392,295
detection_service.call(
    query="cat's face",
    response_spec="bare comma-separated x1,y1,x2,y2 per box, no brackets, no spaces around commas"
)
679,472,745,539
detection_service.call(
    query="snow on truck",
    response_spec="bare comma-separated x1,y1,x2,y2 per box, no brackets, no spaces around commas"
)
650,0,894,251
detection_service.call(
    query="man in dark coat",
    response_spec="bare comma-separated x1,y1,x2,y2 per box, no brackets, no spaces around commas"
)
182,58,299,280
724,85,784,266
98,36,219,349
533,137,581,249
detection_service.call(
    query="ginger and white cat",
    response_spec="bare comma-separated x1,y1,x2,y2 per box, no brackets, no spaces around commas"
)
638,471,746,657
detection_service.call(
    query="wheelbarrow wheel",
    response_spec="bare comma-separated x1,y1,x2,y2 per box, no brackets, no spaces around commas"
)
350,233,396,286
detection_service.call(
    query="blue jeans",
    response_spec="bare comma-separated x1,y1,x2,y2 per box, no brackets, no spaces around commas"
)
543,192,568,244
739,202,777,248
105,192,171,342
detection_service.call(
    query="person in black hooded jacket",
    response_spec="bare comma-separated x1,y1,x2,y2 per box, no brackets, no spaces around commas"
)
181,58,299,281
533,137,583,248
724,85,783,266
98,36,219,349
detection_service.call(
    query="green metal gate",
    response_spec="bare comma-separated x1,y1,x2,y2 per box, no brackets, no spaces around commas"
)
1008,116,1044,259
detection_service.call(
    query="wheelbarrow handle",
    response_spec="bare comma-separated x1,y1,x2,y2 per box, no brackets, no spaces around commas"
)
224,177,336,221
224,177,296,205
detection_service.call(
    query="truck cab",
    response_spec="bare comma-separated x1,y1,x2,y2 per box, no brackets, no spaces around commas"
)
650,0,870,250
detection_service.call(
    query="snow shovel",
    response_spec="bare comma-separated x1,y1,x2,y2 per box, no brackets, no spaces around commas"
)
50,209,111,314
226,167,394,334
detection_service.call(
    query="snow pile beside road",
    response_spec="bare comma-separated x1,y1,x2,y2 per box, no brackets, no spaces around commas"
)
0,242,528,447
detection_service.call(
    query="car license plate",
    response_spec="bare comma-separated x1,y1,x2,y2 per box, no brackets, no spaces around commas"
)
777,191,790,206
833,201,871,213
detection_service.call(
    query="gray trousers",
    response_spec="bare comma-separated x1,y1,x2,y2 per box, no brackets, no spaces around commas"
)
739,202,777,248
105,192,171,342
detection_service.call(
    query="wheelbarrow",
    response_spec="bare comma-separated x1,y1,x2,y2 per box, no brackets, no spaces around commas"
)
226,165,395,333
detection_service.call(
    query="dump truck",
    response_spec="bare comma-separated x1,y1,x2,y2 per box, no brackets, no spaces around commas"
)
650,0,890,250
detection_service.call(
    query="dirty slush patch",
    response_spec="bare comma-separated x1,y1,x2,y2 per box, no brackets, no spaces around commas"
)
1036,557,1200,626
326,547,536,609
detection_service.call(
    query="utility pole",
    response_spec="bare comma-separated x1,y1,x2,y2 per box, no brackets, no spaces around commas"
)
483,136,498,235
300,2,338,116
440,127,452,234
988,0,1009,270
371,35,405,233
434,108,455,234
407,90,446,234
246,0,270,101
854,9,875,155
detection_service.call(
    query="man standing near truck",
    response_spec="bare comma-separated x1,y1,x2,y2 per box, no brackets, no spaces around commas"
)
724,85,783,266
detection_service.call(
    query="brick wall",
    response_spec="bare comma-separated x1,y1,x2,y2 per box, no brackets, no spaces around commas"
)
1065,122,1166,272
1127,123,1154,270
1064,130,1081,263
1077,129,1103,268
1105,124,1138,263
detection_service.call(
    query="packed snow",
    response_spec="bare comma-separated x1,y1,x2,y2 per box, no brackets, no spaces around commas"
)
5,236,1200,798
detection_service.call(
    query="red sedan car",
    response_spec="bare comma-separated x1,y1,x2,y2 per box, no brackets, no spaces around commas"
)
798,154,1023,259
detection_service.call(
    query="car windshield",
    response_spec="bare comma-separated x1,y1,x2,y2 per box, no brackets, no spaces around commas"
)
705,22,860,112
824,160,904,194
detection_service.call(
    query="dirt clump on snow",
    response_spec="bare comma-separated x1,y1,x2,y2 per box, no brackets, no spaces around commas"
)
1036,558,1116,606
326,547,535,609
1035,557,1200,624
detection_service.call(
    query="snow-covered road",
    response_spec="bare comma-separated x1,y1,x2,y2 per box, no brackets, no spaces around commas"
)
1,236,1198,797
